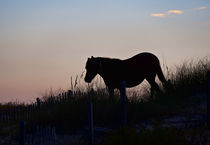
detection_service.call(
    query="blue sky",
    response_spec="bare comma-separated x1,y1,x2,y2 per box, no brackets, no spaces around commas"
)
0,0,210,102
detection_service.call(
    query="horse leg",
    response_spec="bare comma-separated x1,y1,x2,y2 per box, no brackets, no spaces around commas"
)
146,74,161,99
108,87,114,100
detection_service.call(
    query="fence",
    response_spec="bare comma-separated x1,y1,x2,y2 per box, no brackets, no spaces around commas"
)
207,70,210,129
19,121,57,145
0,91,72,145
1,72,210,145
0,90,73,123
0,105,36,122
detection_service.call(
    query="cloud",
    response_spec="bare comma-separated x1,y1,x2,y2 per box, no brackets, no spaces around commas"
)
168,10,184,15
151,6,208,18
151,9,184,18
150,13,166,18
194,6,208,10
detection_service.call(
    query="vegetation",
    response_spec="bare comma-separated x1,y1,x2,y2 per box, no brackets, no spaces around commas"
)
30,57,209,130
168,56,209,96
98,126,209,145
0,57,209,144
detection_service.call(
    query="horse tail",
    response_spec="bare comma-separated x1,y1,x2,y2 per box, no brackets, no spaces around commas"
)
156,63,168,84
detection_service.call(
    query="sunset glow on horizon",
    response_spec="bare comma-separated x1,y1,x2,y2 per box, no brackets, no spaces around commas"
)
0,0,210,103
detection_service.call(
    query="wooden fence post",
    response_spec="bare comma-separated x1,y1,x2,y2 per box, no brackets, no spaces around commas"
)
36,98,41,109
207,70,210,129
88,89,94,145
68,90,73,98
19,120,25,145
120,81,127,126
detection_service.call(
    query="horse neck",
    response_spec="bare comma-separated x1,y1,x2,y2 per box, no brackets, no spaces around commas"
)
97,57,121,76
97,57,106,75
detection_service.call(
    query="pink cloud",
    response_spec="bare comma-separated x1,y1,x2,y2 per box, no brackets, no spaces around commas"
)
194,6,208,10
150,13,166,18
168,10,184,15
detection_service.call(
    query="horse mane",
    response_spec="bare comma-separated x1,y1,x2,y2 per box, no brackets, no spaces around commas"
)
93,57,123,76
95,57,122,64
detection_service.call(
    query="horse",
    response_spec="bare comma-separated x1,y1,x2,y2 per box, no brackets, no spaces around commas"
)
84,52,169,99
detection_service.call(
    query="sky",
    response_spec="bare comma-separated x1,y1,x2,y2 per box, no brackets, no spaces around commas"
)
0,0,210,103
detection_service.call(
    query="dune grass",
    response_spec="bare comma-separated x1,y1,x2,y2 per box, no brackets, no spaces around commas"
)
168,57,209,96
98,125,209,145
0,57,209,134
23,56,208,132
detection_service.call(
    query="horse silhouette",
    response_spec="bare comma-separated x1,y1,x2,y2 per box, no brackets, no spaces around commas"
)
84,52,169,98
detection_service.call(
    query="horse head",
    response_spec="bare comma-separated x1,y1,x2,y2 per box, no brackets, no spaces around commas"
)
84,56,101,83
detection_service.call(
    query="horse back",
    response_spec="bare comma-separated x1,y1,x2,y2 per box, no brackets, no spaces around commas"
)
123,52,160,69
99,52,161,89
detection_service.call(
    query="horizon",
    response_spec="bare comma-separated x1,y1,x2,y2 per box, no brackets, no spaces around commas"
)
0,0,210,103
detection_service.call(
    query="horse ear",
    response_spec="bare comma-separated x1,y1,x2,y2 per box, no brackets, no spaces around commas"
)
88,56,94,61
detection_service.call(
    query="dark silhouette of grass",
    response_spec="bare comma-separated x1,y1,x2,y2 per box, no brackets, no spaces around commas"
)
0,57,209,134
169,57,209,95
98,126,209,145
26,56,209,132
